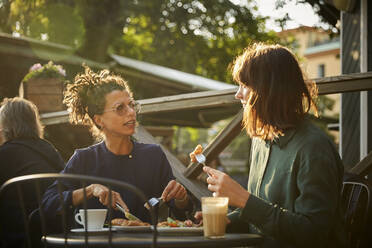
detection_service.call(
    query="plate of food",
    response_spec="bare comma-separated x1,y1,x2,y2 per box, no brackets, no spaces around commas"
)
154,217,203,235
111,218,151,232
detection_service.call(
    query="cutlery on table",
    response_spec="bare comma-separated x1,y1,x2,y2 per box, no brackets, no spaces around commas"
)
115,202,142,222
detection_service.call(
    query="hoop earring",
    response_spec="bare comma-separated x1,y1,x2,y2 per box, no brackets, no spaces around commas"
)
92,120,102,130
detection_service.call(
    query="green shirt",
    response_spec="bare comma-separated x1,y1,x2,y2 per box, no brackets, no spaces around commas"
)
228,119,346,248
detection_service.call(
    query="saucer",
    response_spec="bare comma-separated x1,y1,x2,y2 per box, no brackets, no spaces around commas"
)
70,228,110,234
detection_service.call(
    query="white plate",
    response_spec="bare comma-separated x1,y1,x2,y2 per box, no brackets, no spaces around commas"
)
154,226,203,234
111,225,151,232
70,228,110,234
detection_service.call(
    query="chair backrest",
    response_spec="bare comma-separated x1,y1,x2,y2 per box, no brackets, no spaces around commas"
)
0,173,157,248
341,180,372,248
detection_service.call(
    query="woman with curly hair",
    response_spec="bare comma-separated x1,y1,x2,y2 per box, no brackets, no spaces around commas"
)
42,66,190,227
192,43,346,247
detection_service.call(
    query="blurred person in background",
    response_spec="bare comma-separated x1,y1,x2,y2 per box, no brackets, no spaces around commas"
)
192,43,346,248
0,97,64,248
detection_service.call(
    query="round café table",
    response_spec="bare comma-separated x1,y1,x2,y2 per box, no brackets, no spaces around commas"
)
44,232,263,248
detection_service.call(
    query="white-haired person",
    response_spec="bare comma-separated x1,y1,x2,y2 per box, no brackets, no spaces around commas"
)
0,97,64,248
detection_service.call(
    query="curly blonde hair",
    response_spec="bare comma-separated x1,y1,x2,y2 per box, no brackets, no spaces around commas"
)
63,66,132,139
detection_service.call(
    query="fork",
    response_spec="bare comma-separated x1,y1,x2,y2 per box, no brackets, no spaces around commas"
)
195,153,206,165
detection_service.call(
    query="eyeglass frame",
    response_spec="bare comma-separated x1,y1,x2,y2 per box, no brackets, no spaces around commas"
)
102,101,141,116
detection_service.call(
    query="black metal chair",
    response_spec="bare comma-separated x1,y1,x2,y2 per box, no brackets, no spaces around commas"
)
341,180,372,248
0,173,158,248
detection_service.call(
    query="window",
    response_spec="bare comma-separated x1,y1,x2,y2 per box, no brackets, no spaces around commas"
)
317,64,325,77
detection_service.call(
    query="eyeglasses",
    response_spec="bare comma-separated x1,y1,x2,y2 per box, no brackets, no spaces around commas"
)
103,101,141,116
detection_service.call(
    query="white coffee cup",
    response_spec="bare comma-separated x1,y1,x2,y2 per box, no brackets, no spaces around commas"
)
74,209,107,230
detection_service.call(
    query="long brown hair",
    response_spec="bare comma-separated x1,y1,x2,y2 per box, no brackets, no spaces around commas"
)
63,66,132,139
231,43,317,140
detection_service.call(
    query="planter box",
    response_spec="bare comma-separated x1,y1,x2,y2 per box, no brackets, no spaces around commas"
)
19,78,65,113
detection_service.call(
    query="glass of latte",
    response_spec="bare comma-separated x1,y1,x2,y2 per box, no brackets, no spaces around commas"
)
201,197,229,239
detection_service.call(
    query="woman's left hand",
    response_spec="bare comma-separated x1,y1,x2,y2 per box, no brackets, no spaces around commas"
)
203,166,250,208
161,180,187,202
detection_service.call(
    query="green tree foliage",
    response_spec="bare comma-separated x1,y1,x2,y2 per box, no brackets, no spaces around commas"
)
0,0,279,83
1,0,85,47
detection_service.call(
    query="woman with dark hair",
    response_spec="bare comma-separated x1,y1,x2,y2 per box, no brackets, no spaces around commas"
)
0,97,64,248
193,43,346,248
42,66,190,227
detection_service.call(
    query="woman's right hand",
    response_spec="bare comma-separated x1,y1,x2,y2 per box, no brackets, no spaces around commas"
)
87,184,129,211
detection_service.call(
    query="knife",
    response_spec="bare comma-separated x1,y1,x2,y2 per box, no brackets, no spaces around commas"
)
115,202,142,222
